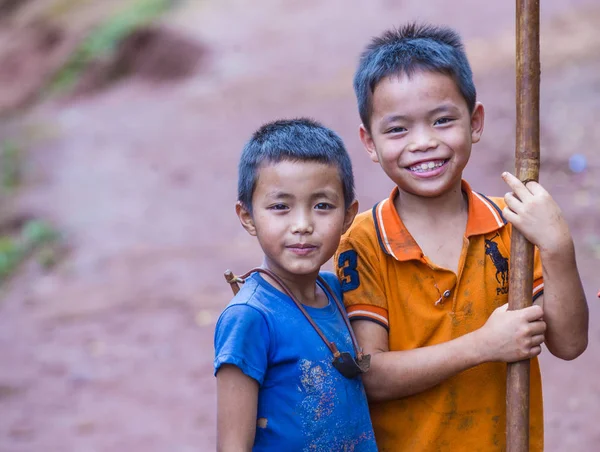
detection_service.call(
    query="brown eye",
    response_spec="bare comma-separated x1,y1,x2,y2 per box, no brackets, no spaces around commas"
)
387,126,407,134
434,117,453,126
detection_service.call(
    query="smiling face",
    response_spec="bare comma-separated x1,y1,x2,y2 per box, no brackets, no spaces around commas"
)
360,70,484,200
237,160,357,284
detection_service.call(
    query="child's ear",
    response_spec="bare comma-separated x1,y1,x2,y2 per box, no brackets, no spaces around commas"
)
236,201,257,236
470,102,485,144
342,200,359,234
359,124,380,163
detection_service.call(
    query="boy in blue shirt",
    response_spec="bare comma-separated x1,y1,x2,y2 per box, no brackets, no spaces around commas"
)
214,118,377,451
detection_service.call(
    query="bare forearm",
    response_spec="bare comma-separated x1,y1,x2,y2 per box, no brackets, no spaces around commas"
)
539,244,589,360
216,365,257,451
363,332,484,401
217,442,252,452
355,303,545,402
500,175,589,360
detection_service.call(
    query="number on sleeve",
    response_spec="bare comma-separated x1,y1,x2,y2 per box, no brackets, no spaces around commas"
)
337,250,360,291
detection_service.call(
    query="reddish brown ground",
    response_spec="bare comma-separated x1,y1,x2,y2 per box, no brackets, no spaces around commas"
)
0,1,599,451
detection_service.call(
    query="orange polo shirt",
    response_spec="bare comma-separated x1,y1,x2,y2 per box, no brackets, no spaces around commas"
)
335,180,544,452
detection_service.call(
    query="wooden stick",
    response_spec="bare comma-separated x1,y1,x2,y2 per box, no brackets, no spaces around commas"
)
507,0,540,450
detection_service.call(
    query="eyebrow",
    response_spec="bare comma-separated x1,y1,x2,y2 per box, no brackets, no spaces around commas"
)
263,189,340,202
428,104,461,116
380,114,409,126
310,189,340,201
264,191,293,200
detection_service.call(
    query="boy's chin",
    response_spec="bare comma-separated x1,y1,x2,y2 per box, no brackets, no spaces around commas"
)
271,263,324,278
399,185,461,199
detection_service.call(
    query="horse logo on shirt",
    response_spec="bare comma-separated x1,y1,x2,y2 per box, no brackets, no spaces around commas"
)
485,233,509,294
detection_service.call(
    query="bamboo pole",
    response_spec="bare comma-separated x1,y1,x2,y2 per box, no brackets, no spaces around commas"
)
507,0,540,450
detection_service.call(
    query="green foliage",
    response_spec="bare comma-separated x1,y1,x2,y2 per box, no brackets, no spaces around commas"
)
0,219,62,285
22,220,60,245
49,0,175,93
0,236,22,282
1,140,22,190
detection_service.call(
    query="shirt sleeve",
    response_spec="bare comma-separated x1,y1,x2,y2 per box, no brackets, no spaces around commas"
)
532,246,544,301
334,229,389,330
214,304,270,385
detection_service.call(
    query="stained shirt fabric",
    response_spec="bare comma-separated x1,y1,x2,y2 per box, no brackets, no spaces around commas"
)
334,180,544,452
214,271,377,451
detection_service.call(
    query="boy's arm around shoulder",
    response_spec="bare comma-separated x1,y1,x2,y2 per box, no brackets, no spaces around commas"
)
336,216,545,402
352,305,545,402
214,303,270,451
501,172,589,360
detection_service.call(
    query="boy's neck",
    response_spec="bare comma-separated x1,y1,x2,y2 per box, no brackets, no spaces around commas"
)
260,266,328,308
394,183,468,222
394,182,469,273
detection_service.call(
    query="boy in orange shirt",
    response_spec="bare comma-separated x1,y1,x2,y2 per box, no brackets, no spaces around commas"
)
335,23,589,451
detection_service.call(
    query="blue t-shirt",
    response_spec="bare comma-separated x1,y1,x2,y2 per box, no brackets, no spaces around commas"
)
214,271,377,451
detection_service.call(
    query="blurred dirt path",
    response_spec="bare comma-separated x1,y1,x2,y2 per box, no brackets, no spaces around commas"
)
1,1,599,450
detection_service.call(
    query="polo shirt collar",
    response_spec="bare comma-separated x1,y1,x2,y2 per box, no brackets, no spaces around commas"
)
372,180,507,261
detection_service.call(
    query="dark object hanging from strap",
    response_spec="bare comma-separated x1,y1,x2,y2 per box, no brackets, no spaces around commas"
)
224,267,370,379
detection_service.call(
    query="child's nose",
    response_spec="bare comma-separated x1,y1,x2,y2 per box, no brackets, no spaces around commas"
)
407,128,438,152
291,211,314,234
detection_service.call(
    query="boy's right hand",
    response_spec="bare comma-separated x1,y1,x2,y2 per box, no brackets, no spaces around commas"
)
476,304,546,363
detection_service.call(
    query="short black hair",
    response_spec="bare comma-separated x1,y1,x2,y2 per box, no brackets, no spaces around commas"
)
237,118,355,212
354,23,476,132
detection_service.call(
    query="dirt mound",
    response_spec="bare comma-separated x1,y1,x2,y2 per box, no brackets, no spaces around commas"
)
0,0,203,115
0,0,31,16
0,20,67,114
72,26,205,96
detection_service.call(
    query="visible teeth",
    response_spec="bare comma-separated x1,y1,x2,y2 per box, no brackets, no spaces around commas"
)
410,160,445,172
